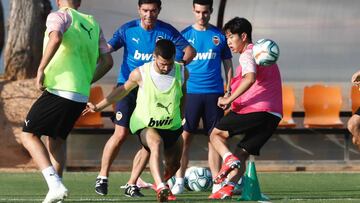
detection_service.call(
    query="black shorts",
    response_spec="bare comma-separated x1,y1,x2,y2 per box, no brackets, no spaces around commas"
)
183,93,224,135
22,91,86,140
136,127,183,152
216,111,281,155
356,107,360,115
112,83,138,127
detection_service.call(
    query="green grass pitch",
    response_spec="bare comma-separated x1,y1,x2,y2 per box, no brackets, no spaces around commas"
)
1,172,360,202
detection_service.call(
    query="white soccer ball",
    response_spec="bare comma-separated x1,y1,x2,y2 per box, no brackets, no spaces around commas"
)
184,166,197,191
186,167,213,191
252,38,280,66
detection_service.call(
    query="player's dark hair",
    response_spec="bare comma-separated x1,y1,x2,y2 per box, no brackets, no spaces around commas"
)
138,0,162,9
193,0,213,10
223,17,252,42
66,0,81,7
154,39,175,60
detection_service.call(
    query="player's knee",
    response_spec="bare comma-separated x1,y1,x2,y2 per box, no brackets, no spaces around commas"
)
148,139,163,151
348,116,360,134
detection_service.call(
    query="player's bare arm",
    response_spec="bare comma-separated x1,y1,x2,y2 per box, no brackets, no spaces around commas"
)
36,31,63,91
222,58,233,95
181,45,196,65
218,72,255,109
180,67,189,119
91,53,114,84
88,68,141,113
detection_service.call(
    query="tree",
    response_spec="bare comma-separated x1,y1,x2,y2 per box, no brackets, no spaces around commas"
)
0,0,4,56
4,0,51,80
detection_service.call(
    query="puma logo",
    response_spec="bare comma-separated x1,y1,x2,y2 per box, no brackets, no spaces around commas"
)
188,38,195,44
132,37,140,44
24,120,30,127
80,23,93,40
157,102,172,115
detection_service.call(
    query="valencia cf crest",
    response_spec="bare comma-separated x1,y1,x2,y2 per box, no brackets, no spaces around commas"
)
212,36,220,46
156,36,164,42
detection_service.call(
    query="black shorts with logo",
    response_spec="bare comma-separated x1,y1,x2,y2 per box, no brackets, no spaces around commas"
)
215,111,281,155
22,91,86,140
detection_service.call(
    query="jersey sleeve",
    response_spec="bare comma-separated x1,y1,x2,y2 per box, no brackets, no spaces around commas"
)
240,49,257,76
169,26,190,53
46,10,71,35
174,28,190,61
107,26,126,51
221,39,232,60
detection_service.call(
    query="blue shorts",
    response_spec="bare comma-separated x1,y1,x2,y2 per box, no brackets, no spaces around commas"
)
112,83,138,127
183,93,224,135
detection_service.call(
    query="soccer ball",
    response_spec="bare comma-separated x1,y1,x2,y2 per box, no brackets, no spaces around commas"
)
186,167,213,191
252,38,280,66
184,167,196,191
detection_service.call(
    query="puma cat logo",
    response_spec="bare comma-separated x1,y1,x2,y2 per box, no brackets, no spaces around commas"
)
157,102,172,115
80,23,93,40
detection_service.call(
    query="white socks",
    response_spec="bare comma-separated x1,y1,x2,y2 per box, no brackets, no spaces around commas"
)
157,182,166,190
42,166,62,190
222,152,233,161
175,178,184,185
97,175,108,180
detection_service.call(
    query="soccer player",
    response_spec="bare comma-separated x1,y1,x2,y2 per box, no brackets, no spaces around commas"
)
348,70,360,147
86,39,187,202
19,0,113,202
209,17,282,199
171,0,233,195
94,0,196,198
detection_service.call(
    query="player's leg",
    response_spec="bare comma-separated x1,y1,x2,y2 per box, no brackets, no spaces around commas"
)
173,94,201,194
127,148,150,185
21,133,68,203
99,126,129,177
348,108,360,147
202,93,224,193
95,86,137,195
210,112,250,185
20,132,53,174
142,128,165,185
45,137,66,177
211,112,280,199
161,127,183,201
163,128,183,180
139,128,170,202
124,148,149,197
22,91,85,203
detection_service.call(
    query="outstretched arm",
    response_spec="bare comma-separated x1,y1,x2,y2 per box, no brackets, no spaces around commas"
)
88,68,141,112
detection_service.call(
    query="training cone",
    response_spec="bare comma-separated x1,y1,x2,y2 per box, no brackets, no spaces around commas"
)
238,161,269,201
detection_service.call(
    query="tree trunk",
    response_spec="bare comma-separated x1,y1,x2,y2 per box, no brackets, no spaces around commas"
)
4,0,51,80
0,0,4,56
